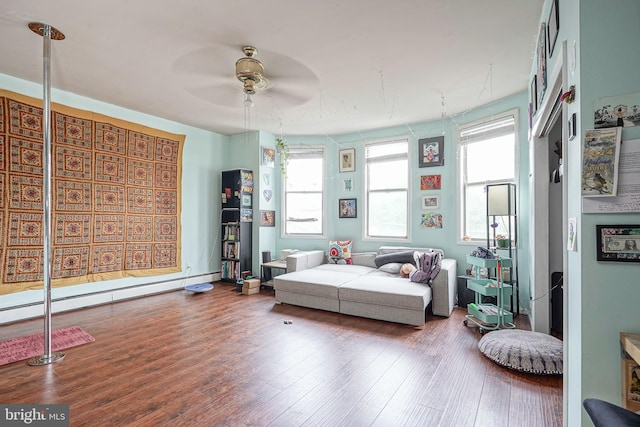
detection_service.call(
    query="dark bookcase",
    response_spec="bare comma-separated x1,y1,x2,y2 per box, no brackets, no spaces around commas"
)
220,169,253,283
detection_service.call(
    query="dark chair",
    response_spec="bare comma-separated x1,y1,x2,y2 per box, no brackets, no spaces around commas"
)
583,398,640,427
261,251,272,282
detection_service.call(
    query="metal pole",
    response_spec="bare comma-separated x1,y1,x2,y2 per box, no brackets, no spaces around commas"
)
27,22,66,366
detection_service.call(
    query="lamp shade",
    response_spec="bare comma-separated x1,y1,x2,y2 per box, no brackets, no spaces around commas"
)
487,183,515,216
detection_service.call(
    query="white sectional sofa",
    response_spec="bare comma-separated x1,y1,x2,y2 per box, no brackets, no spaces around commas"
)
273,246,457,326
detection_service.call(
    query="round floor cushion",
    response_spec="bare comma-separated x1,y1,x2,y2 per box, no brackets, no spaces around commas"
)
478,329,563,375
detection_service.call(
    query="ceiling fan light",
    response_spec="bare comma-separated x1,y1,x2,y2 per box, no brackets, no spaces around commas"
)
244,93,255,107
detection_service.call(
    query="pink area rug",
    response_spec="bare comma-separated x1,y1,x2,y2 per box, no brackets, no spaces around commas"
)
0,326,95,366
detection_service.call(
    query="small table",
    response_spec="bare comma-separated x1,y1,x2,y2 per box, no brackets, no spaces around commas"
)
260,260,287,288
620,332,640,412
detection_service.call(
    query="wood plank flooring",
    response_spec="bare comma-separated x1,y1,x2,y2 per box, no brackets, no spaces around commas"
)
0,283,562,426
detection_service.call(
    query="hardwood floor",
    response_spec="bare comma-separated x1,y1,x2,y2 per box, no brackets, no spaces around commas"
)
0,283,562,426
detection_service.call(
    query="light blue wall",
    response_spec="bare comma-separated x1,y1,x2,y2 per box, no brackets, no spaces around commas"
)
0,73,227,308
532,0,640,424
277,92,532,310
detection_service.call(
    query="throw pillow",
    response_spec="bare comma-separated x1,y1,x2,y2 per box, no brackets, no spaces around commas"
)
378,262,402,274
328,240,353,264
374,250,415,268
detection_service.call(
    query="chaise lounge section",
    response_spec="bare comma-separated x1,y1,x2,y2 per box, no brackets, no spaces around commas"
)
274,246,457,326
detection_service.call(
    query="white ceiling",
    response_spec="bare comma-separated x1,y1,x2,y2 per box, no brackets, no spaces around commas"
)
0,0,544,137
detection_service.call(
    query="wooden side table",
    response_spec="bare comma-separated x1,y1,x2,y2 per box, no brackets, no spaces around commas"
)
620,332,640,412
260,260,287,288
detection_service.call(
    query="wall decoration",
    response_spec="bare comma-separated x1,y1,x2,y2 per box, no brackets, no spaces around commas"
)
537,22,547,107
420,213,443,229
530,75,538,116
339,148,355,173
0,89,184,295
420,175,442,190
242,194,252,207
581,128,622,197
260,210,275,227
343,178,353,192
261,146,275,167
418,136,444,167
596,224,640,262
262,189,273,202
594,92,640,129
262,172,270,186
547,0,559,57
567,217,577,251
421,195,440,210
338,198,357,218
240,209,253,222
583,138,640,213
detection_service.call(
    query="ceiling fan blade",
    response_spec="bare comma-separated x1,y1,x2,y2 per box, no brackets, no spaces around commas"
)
185,83,244,108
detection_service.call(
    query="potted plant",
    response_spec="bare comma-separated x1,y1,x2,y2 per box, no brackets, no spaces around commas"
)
275,137,290,177
495,234,510,249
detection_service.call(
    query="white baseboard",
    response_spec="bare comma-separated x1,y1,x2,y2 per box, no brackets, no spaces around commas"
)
0,273,220,325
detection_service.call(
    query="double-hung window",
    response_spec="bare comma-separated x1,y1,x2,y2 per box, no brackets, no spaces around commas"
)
364,138,409,239
459,110,517,241
283,146,324,236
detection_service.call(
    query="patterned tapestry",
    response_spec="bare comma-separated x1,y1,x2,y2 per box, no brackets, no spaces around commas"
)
0,89,184,295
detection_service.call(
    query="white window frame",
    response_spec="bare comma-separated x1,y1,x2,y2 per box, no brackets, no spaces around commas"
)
281,145,325,238
457,109,519,243
364,137,410,241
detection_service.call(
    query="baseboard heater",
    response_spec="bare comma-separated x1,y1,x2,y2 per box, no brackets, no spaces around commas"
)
0,272,221,325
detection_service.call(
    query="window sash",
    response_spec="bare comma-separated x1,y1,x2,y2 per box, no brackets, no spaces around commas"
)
365,138,409,240
283,146,324,236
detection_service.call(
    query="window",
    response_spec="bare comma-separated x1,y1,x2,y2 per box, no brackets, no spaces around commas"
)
365,138,409,239
459,111,517,241
283,146,324,236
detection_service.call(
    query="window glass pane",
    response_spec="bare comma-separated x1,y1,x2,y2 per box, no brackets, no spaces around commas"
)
464,183,486,239
285,193,322,234
368,160,408,190
368,191,407,237
365,140,408,159
286,158,323,192
465,134,515,182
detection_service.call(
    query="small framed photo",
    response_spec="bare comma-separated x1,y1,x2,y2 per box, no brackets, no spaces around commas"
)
421,195,440,210
531,75,538,116
547,0,559,57
262,146,275,168
420,174,442,190
338,198,357,218
418,136,444,167
259,210,275,227
242,194,252,207
596,224,640,262
343,178,353,192
339,148,355,173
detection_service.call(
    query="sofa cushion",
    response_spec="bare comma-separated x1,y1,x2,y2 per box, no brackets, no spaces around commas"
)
274,268,361,299
328,240,353,262
378,262,402,274
374,250,415,267
339,276,432,310
313,263,377,275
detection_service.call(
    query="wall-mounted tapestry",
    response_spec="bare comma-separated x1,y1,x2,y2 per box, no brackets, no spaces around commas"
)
0,90,185,295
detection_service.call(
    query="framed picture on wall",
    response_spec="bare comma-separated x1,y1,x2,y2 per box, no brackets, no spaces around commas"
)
531,75,538,116
537,22,547,107
421,195,440,210
259,210,275,227
547,0,559,57
338,198,357,218
418,136,444,167
596,224,640,262
339,148,355,173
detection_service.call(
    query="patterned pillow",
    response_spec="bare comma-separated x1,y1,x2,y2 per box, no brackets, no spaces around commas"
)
328,240,353,264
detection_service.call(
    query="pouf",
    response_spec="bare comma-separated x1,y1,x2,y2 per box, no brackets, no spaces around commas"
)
478,329,563,375
185,283,214,293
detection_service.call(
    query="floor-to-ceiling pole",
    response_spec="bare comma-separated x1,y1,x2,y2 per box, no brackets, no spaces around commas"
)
27,22,66,366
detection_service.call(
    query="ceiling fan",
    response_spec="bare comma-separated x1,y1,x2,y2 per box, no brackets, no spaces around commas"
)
176,44,319,110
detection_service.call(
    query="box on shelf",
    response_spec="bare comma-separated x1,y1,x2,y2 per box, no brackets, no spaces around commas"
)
243,278,260,289
242,286,260,295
